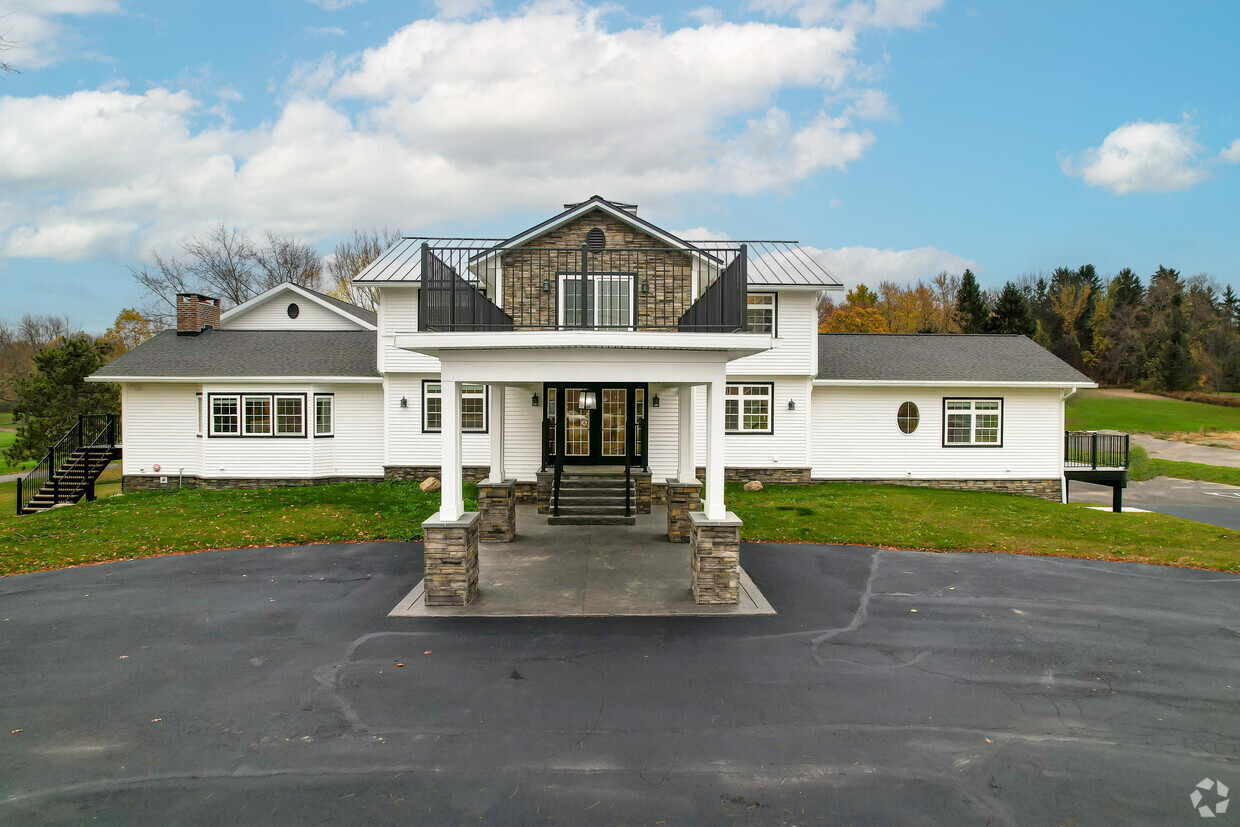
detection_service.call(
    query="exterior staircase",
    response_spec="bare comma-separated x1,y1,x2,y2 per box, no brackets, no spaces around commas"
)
16,414,121,515
548,470,637,526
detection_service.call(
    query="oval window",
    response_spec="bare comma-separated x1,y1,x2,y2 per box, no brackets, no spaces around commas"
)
897,401,919,434
287,303,300,319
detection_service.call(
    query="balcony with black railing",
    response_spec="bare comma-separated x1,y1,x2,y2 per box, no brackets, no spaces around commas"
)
413,241,750,334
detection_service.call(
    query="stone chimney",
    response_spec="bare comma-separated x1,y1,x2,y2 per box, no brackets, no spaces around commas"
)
176,293,221,335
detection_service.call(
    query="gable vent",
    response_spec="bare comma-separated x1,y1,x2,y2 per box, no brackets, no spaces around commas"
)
586,227,605,252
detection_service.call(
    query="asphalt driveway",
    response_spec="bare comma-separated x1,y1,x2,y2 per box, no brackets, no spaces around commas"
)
2,542,1238,824
1070,475,1240,531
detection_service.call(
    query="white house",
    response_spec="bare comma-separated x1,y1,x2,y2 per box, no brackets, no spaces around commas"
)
90,196,1095,606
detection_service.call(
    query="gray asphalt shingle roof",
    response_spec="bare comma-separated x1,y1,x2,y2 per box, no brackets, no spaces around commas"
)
816,334,1094,384
91,330,379,379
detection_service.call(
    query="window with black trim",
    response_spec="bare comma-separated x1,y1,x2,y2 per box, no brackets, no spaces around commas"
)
275,395,304,436
747,292,776,335
943,398,1002,446
423,381,488,432
725,383,773,434
211,395,239,435
243,396,272,435
315,395,334,437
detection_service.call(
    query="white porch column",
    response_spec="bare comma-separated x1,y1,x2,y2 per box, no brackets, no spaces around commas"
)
439,378,465,521
486,384,505,483
677,384,696,482
704,375,727,520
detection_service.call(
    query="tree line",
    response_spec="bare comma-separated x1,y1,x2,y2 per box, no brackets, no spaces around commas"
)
819,267,1240,392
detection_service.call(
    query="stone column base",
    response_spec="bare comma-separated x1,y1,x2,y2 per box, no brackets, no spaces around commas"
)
422,512,480,607
477,479,516,542
535,471,552,514
666,479,702,543
689,510,742,605
634,471,652,514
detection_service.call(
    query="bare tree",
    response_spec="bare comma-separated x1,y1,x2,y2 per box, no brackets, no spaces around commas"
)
18,313,77,350
255,231,324,293
182,224,257,307
1,16,18,77
131,251,197,326
325,229,403,311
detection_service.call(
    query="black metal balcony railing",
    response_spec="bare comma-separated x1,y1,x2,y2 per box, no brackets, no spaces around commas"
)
1065,431,1130,469
415,241,749,333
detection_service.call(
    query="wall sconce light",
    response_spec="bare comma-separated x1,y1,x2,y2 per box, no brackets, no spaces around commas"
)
400,396,408,408
640,280,649,294
532,393,540,407
541,279,551,293
652,394,660,408
788,399,796,410
579,390,598,410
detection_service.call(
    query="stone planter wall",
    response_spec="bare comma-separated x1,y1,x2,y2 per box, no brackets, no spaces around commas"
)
422,512,480,607
688,511,742,605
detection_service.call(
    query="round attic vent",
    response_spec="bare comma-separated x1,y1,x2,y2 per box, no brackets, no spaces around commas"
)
287,302,300,319
586,227,605,252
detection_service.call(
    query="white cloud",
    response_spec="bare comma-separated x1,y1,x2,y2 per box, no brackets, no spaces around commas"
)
0,2,909,262
750,0,943,29
802,244,974,288
1058,119,1238,195
306,25,346,36
0,0,121,69
305,0,363,9
1219,138,1240,165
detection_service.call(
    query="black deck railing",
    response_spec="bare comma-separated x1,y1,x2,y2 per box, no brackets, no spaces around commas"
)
16,413,120,515
414,242,748,333
1065,431,1130,469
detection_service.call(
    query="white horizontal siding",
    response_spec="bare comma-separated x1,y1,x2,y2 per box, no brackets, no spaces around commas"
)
121,383,201,476
330,384,384,475
379,286,440,373
648,389,680,481
384,374,491,467
727,290,815,376
810,386,1065,479
695,377,811,469
224,297,364,330
503,386,542,481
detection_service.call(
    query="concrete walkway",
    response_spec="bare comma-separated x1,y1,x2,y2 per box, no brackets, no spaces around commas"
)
390,505,774,617
1132,433,1240,468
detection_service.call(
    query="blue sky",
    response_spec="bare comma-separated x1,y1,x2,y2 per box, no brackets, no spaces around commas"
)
1,0,1238,330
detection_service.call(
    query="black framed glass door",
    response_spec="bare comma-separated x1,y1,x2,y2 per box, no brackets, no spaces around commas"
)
543,383,647,466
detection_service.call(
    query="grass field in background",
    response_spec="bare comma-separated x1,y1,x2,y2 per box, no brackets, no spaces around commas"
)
1127,446,1240,486
1066,390,1240,436
1,479,1236,577
0,413,35,475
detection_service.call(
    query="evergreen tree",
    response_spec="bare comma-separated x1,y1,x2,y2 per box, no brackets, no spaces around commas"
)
1223,285,1239,329
1111,267,1144,307
988,282,1036,335
7,335,120,463
1157,294,1195,391
954,269,989,333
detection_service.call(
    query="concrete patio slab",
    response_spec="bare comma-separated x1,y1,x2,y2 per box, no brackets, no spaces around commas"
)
389,505,775,617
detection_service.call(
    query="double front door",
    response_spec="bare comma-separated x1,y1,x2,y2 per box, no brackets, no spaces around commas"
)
544,383,647,466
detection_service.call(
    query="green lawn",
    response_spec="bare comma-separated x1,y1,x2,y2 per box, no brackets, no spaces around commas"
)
730,482,1239,571
1127,446,1240,486
1,478,1236,577
0,413,35,475
1066,390,1240,435
0,479,476,576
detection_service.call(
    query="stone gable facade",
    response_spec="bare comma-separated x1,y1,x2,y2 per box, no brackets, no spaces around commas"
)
499,208,698,330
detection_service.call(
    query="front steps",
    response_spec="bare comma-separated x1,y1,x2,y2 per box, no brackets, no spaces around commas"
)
548,472,637,526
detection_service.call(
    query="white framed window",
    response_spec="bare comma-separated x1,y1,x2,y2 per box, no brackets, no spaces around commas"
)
725,383,773,434
314,394,334,437
243,395,272,436
943,398,1003,447
274,395,305,436
558,273,634,329
210,395,239,436
423,381,488,433
747,292,776,335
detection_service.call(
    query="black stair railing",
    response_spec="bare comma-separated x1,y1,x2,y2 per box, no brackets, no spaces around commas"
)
16,413,120,515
